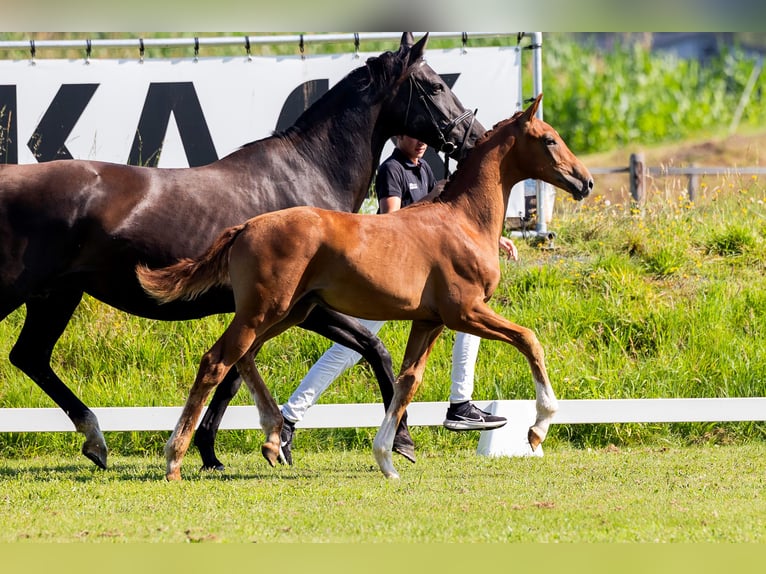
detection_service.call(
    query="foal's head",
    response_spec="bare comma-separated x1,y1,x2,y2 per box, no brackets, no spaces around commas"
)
499,94,594,201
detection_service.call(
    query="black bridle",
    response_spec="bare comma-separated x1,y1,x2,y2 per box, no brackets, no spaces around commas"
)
404,75,476,163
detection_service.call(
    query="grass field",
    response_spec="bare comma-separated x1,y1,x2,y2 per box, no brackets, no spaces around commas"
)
2,443,764,543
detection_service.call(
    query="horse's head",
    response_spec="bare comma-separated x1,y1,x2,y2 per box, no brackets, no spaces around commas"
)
501,94,594,201
374,32,486,161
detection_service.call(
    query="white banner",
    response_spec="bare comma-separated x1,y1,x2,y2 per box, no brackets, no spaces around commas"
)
0,47,521,168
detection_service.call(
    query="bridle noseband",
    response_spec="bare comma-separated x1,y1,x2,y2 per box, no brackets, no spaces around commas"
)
404,75,476,160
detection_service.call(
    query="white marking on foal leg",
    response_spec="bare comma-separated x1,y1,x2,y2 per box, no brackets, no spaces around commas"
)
529,379,559,449
373,414,400,479
164,428,183,481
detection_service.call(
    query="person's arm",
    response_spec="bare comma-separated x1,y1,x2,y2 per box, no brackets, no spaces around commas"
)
378,196,402,213
499,236,518,261
375,159,405,213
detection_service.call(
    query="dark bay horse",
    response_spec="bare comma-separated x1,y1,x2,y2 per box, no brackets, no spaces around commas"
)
137,94,594,480
0,33,485,470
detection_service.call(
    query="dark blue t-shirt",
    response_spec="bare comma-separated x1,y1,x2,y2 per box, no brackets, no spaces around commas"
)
375,147,435,211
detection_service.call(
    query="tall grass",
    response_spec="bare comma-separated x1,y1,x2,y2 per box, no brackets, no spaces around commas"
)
1,174,764,458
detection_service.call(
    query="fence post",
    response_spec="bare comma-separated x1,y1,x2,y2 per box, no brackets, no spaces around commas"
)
630,152,646,206
688,163,698,203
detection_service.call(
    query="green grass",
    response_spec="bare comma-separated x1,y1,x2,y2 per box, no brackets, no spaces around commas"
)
1,444,764,542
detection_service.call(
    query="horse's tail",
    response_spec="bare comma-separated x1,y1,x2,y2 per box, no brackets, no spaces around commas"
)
136,223,247,304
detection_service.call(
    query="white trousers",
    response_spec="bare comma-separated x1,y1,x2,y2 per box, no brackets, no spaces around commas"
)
449,331,482,403
281,321,483,423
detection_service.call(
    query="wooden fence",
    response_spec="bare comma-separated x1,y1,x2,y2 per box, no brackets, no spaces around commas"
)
590,153,766,203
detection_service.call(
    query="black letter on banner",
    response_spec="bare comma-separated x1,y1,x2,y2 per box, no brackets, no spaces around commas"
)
274,79,329,131
0,85,18,164
27,84,98,163
129,82,217,167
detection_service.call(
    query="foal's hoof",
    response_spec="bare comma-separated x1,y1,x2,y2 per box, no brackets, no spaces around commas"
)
166,472,182,482
200,463,226,472
527,427,543,451
82,443,108,470
261,442,280,467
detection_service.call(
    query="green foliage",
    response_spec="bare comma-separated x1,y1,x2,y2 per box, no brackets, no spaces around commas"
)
705,223,757,256
544,37,766,153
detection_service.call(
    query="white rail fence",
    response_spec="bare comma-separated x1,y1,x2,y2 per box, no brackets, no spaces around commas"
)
2,398,764,457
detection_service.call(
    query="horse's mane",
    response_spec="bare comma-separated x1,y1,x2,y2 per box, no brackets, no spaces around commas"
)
236,50,405,150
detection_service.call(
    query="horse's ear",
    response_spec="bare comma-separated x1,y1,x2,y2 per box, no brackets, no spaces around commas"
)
407,33,429,66
400,32,415,48
522,93,543,122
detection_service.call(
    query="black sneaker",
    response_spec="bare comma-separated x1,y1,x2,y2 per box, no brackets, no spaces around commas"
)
279,416,296,466
443,401,507,431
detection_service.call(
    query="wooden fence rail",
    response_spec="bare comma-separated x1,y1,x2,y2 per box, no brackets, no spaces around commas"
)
589,154,766,203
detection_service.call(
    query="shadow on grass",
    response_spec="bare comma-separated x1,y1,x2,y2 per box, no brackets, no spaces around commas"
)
0,455,388,483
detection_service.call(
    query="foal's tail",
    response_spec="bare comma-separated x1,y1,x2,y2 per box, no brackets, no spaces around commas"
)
136,223,247,304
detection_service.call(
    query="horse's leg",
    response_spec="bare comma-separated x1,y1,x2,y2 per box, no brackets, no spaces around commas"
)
298,306,416,463
165,315,256,481
234,349,283,467
193,369,243,471
452,303,558,450
373,321,444,479
7,291,108,469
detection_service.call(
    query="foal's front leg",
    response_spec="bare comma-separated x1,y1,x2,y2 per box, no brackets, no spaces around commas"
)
373,321,444,479
165,342,233,481
456,303,558,450
165,318,256,481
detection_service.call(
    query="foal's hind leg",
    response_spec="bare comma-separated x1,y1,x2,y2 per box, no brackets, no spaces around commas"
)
196,305,415,470
454,304,558,450
373,321,444,479
8,291,108,469
300,306,416,463
235,350,282,467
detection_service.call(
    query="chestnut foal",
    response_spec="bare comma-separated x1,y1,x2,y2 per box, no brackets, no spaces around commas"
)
138,94,594,480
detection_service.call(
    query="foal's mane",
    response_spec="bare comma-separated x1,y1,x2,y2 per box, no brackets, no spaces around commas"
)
433,111,525,203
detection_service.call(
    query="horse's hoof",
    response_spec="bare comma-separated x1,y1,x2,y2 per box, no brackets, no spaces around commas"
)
527,427,542,450
261,443,280,467
373,447,400,479
392,442,416,464
200,463,225,472
82,445,108,470
166,471,182,481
